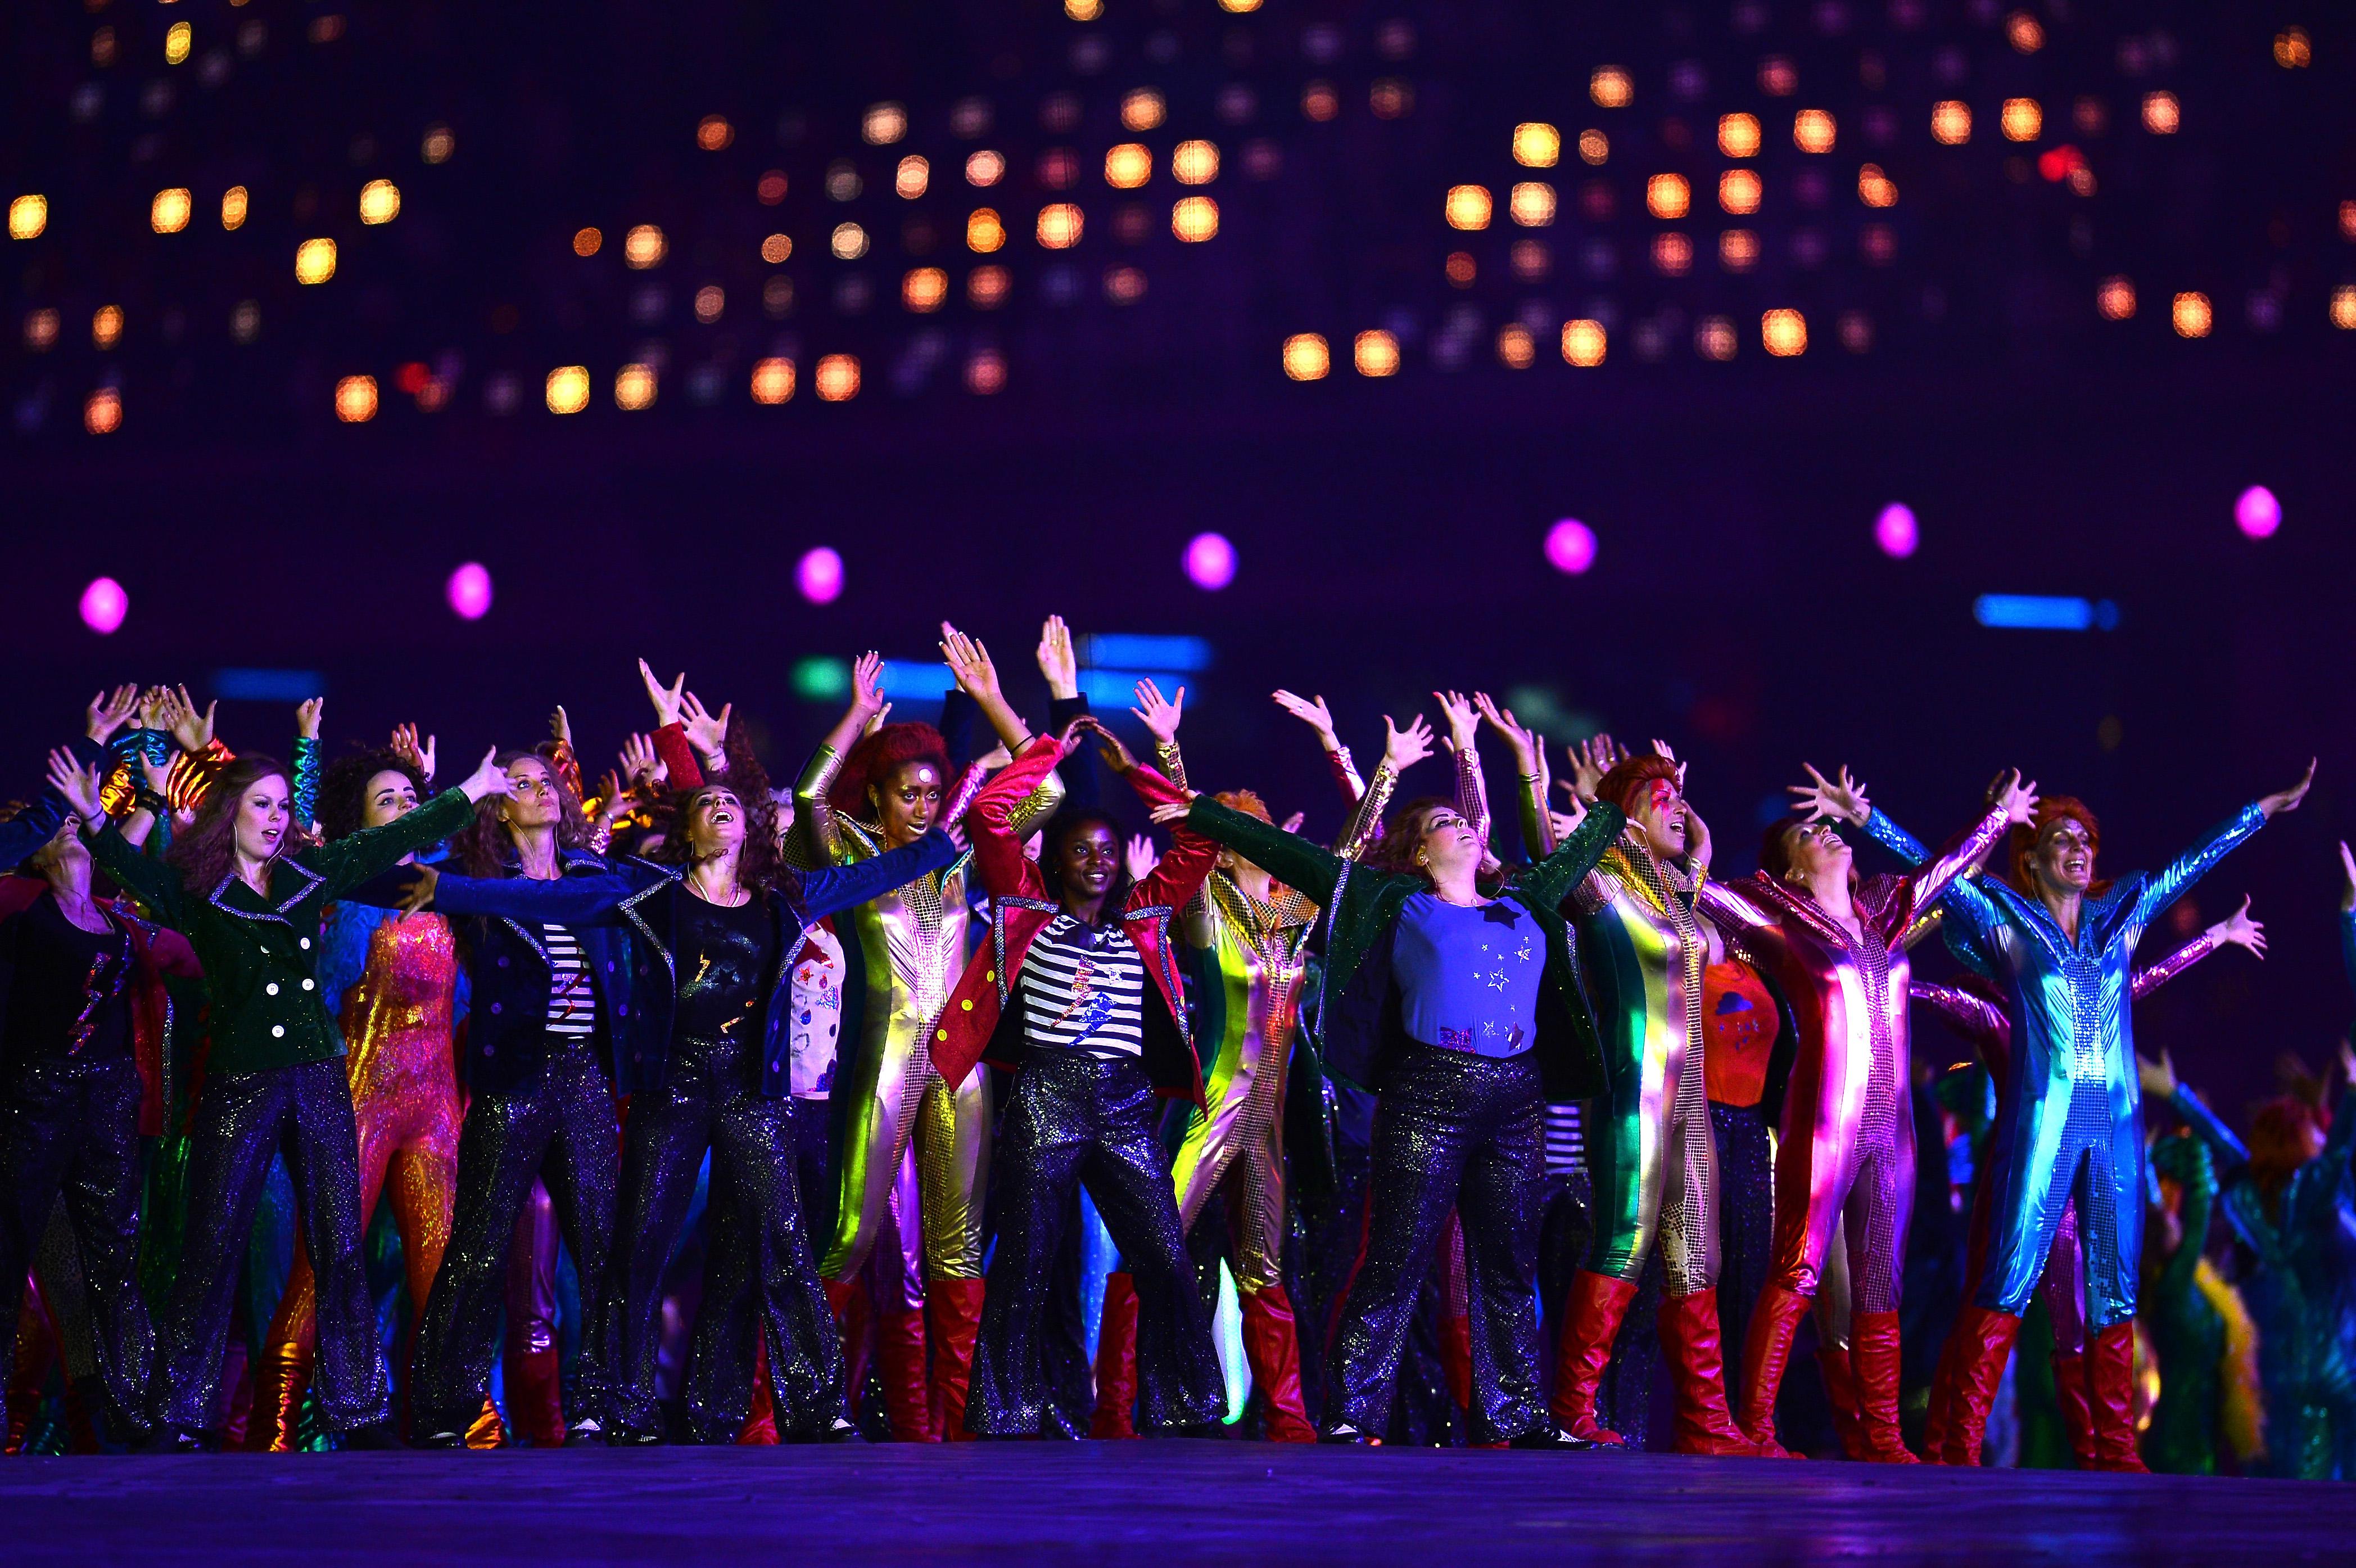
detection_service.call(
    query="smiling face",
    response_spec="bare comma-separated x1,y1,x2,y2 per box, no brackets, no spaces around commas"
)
1631,776,1688,859
870,759,944,847
360,768,420,830
684,786,746,859
499,756,564,834
1053,821,1120,909
235,774,294,865
2027,816,2096,897
1777,819,1853,885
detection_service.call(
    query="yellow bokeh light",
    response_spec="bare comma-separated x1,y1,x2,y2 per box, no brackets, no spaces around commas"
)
574,227,603,257
1122,89,1166,132
1282,333,1330,381
1445,184,1492,230
614,364,657,410
359,179,400,225
1762,308,1807,356
697,115,734,152
832,222,869,260
815,354,860,401
1579,129,1609,165
1793,109,1835,153
334,375,377,423
10,195,47,241
1646,173,1690,219
1719,113,1761,158
863,103,908,146
1496,325,1535,369
1561,318,1606,367
967,150,1005,187
2142,92,2180,134
1509,182,1556,227
1932,101,1972,145
295,237,337,284
1171,195,1219,242
760,232,791,264
1354,329,1400,377
694,286,723,323
1857,164,1897,207
903,268,947,312
1066,0,1102,17
545,365,591,414
2001,98,2042,141
1590,67,1632,109
165,20,191,64
1105,143,1153,189
1173,140,1220,184
92,305,124,349
968,208,1006,252
1513,123,1561,168
2097,276,2136,320
1037,204,1083,248
1718,170,1761,215
2171,291,2211,338
624,224,666,269
750,358,796,404
896,156,929,198
2331,286,2356,331
1219,0,1261,11
151,187,191,234
221,186,248,230
85,388,121,435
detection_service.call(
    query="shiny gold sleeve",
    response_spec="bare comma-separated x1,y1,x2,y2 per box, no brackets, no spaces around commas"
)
1333,761,1398,862
1003,767,1067,838
790,744,848,869
1151,738,1188,793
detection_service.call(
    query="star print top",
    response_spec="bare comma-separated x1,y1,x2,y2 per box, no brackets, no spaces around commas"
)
671,891,777,1048
1394,892,1544,1058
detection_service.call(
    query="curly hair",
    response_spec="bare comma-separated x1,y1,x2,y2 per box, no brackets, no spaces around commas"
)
450,749,591,877
1038,805,1129,911
316,747,428,843
1213,788,1272,824
2004,796,2109,898
165,754,312,893
648,726,786,896
1361,795,1455,887
829,722,952,821
1595,755,1681,820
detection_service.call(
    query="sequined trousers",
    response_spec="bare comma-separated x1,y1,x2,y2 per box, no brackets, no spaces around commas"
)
411,1045,618,1437
158,1058,389,1434
0,1054,156,1442
1328,1045,1550,1442
609,1033,844,1437
967,1053,1223,1435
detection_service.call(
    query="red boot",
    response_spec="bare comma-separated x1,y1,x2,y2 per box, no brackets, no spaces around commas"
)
1239,1287,1317,1443
1658,1287,1760,1456
1849,1310,1918,1463
1437,1312,1473,1414
1735,1284,1812,1453
928,1277,986,1442
2084,1321,2149,1472
507,1343,566,1448
216,1339,253,1449
1941,1306,2022,1466
1919,1326,1964,1462
1088,1273,1141,1439
1818,1345,1870,1459
1550,1271,1638,1444
875,1307,937,1442
824,1277,874,1431
2050,1349,2097,1468
738,1338,779,1445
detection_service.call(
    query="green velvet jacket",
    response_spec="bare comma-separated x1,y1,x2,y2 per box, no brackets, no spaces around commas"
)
1184,795,1625,1100
88,788,475,1077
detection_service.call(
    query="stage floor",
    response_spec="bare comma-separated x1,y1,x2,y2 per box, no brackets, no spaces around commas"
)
0,1442,2340,1565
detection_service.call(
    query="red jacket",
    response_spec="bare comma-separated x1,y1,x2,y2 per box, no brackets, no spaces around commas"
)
931,733,1217,1103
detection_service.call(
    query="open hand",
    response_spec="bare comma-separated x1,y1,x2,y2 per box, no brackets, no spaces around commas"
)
1148,799,1194,827
2259,758,2317,819
618,733,665,789
391,724,437,785
395,862,440,920
1789,763,1870,826
85,684,141,745
1472,692,1537,773
549,706,573,748
939,623,1001,702
1271,690,1338,751
2136,1049,2178,1100
1988,768,2038,828
1434,690,1479,754
1036,614,1078,701
456,746,517,803
1380,713,1436,775
846,650,887,724
1130,678,1184,745
161,685,216,754
680,689,733,758
46,749,107,821
1124,833,1160,884
1564,734,1626,803
2213,895,2266,957
637,658,686,728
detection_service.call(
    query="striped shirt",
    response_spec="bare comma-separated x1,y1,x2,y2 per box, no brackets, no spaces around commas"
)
1019,916,1146,1059
1543,1102,1585,1177
543,922,597,1043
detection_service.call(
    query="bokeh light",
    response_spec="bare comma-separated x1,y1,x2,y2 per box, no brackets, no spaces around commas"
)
359,179,401,225
1545,519,1597,575
694,286,724,323
966,150,1005,187
750,358,796,404
614,364,656,410
2098,276,2136,320
295,237,337,284
1874,503,1919,558
2172,291,2212,338
1590,67,1632,108
1857,164,1897,207
151,187,191,234
1282,333,1330,380
2001,98,2042,141
1354,330,1400,377
969,266,1011,307
1184,532,1237,590
1696,316,1738,360
1122,89,1166,132
903,268,948,311
1719,113,1761,157
1036,204,1083,248
573,226,602,257
1497,325,1536,368
84,388,121,435
1578,129,1609,165
545,365,590,414
1173,141,1220,184
220,186,248,230
334,374,378,423
1561,319,1607,367
2142,92,2179,134
92,305,124,349
1105,143,1152,189
80,577,129,635
1513,123,1561,167
1171,196,1219,242
797,546,845,604
1762,308,1808,356
2333,286,2356,331
623,224,667,269
815,354,861,401
1792,109,1836,152
9,195,48,240
966,351,1007,394
1932,101,1973,144
1719,170,1762,214
760,233,791,264
1445,185,1492,230
967,208,1006,252
165,21,192,64
697,115,735,151
895,156,929,198
1510,182,1557,226
1646,174,1690,219
2235,485,2281,540
831,222,869,260
446,563,494,620
421,124,455,164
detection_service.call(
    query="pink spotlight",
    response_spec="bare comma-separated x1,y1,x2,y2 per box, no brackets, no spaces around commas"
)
1544,518,1597,576
1874,503,1919,559
797,546,845,605
1184,532,1237,591
79,576,128,635
2235,485,2280,540
446,562,494,621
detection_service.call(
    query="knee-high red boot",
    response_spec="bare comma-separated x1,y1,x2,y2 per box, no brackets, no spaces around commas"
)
1088,1273,1141,1440
1849,1310,1918,1463
875,1307,937,1442
1941,1306,2022,1466
1238,1286,1317,1443
2050,1349,2097,1467
1658,1288,1760,1456
928,1277,986,1442
2084,1321,2148,1473
736,1337,778,1445
1550,1271,1638,1444
1735,1284,1813,1454
1818,1345,1870,1459
824,1277,874,1431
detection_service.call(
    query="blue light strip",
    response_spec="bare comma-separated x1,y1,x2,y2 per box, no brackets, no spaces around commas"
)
876,659,949,699
212,668,326,701
1078,668,1193,710
1080,633,1213,674
1971,595,2120,631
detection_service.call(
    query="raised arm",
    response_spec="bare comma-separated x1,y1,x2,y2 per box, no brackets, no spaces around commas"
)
2132,897,2262,1000
1272,691,1364,807
53,750,183,923
1335,713,1432,861
2126,801,2272,942
1857,799,2003,954
1188,796,1347,909
1896,786,2026,936
1434,691,1490,852
309,749,514,901
790,653,888,869
1907,979,2006,1058
292,697,324,831
1519,799,1627,911
798,828,961,921
2149,1134,2217,1302
419,864,646,927
962,730,1065,901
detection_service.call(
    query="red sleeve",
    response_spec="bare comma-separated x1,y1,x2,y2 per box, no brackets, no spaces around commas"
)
1124,764,1217,911
967,734,1064,901
147,927,204,978
652,723,704,789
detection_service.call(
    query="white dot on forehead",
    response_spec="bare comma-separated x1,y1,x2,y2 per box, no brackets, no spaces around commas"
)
914,767,938,784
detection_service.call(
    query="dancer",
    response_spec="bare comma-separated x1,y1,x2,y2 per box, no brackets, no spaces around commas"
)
49,743,508,1450
1865,762,2312,1469
1700,765,2032,1460
1173,735,1627,1446
404,724,958,1443
929,627,1227,1438
2138,1129,2263,1474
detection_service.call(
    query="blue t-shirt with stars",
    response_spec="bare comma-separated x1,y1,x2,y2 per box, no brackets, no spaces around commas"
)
1394,891,1543,1058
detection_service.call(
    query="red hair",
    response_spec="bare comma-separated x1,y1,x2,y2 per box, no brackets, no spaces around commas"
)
1213,788,1272,824
1596,756,1679,820
2249,1095,2328,1204
2005,796,2107,897
830,723,952,819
